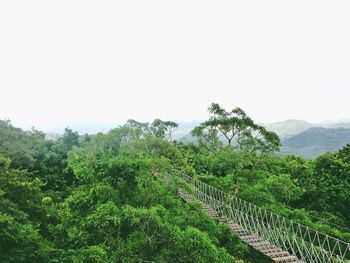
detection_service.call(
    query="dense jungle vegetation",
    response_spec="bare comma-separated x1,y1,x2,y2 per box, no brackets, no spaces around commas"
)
1,103,349,263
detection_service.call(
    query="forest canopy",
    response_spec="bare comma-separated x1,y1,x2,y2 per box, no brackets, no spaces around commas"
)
0,104,349,263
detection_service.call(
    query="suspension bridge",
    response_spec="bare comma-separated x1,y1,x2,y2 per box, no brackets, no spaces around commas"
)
172,172,350,263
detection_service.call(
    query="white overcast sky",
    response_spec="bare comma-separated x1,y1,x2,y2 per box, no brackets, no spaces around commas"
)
1,1,350,132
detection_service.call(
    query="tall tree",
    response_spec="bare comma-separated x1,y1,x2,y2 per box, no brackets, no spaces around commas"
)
192,103,280,153
150,119,178,141
125,119,150,139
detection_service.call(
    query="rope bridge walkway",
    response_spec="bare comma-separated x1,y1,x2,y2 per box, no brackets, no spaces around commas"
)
175,173,350,263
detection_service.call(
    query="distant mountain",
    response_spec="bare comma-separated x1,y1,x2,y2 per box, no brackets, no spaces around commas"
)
322,122,350,129
262,119,314,139
262,119,350,139
172,121,202,141
281,127,350,158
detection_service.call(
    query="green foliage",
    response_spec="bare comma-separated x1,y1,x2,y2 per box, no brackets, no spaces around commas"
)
125,118,178,141
192,103,280,153
299,145,350,225
35,128,81,193
0,114,349,262
0,120,45,170
73,246,109,263
0,156,50,263
188,142,350,240
150,119,178,141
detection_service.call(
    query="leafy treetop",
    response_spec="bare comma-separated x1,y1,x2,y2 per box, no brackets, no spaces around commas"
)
192,103,280,153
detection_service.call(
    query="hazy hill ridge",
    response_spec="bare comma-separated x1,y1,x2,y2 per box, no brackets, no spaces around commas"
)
262,119,314,139
281,127,350,158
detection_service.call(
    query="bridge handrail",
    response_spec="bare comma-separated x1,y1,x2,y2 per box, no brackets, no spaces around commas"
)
176,172,350,263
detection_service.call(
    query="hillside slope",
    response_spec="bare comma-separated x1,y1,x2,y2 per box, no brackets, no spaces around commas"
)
281,127,350,158
263,119,314,139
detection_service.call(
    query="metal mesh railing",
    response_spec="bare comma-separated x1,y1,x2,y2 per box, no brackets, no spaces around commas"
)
178,173,350,263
